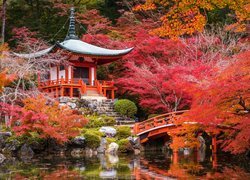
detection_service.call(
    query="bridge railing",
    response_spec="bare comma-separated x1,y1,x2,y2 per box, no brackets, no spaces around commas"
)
134,110,188,135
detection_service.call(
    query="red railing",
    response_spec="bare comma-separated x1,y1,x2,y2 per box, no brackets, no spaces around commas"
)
39,78,81,87
98,80,115,87
78,79,87,95
133,110,188,135
95,80,103,95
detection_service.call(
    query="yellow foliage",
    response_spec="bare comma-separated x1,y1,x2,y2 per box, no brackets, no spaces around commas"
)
134,0,250,38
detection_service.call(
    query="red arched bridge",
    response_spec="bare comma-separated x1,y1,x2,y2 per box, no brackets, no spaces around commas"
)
132,110,228,155
133,110,188,144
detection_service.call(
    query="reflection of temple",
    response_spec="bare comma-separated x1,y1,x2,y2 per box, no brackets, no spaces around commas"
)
14,8,133,100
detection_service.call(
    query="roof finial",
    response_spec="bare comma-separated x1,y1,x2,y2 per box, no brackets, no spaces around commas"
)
65,7,79,40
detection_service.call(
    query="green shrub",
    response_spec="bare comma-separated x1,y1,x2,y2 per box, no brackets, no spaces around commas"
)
85,115,116,128
84,132,101,149
100,115,116,126
117,139,133,153
116,126,131,140
106,137,116,144
114,99,137,118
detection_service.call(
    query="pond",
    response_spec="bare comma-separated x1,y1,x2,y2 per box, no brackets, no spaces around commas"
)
0,151,249,179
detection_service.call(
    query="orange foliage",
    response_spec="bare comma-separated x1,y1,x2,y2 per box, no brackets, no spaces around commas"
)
0,71,11,93
134,0,250,38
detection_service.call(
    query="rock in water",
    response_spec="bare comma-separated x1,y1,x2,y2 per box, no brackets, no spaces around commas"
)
107,142,119,154
99,127,117,137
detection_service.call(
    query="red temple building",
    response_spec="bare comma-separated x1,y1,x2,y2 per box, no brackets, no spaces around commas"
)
14,8,133,100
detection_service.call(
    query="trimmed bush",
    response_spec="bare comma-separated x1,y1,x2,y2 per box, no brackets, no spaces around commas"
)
117,139,133,153
116,126,131,140
84,132,101,149
114,99,137,118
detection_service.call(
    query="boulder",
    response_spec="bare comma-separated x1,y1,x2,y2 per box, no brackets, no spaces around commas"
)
99,127,116,137
59,97,69,103
3,140,21,154
0,132,12,149
67,102,77,109
0,153,6,164
71,136,85,147
97,137,107,153
128,136,140,149
19,144,34,159
107,142,119,154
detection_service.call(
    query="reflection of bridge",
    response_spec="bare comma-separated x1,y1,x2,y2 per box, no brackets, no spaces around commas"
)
133,154,218,179
133,110,218,154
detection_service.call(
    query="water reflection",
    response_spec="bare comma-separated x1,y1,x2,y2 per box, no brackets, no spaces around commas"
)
0,151,249,179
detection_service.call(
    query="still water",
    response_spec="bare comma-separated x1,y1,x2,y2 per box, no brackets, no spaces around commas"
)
0,151,249,179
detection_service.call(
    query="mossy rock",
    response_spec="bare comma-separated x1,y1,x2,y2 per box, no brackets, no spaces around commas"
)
84,132,101,149
116,126,131,140
106,137,116,144
117,139,133,153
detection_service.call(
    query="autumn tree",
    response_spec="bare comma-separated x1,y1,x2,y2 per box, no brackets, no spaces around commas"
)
133,0,250,38
184,49,250,154
0,96,88,143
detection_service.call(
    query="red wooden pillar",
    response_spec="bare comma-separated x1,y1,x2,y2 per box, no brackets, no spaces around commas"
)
61,87,64,97
70,87,73,97
56,87,59,98
103,88,107,97
111,89,115,100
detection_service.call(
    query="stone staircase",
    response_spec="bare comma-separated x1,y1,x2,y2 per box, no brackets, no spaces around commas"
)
81,89,107,100
85,99,134,124
59,97,135,124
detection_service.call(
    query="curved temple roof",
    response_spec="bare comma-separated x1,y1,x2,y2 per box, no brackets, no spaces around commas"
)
13,46,55,59
58,39,133,57
13,40,133,59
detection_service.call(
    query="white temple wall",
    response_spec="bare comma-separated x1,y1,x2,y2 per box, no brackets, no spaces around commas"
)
68,66,72,79
91,67,95,85
50,67,57,80
59,70,65,79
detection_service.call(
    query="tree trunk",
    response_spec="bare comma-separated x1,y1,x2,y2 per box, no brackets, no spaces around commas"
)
1,0,7,44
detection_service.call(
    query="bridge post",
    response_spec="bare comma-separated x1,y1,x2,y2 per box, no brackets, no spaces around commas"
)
173,149,178,164
212,136,217,154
